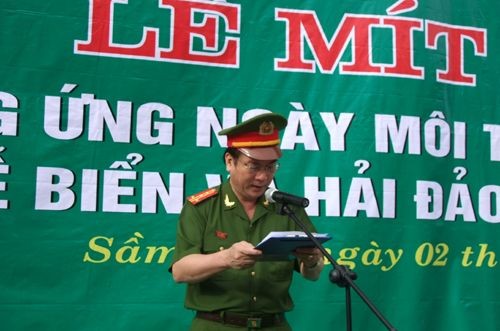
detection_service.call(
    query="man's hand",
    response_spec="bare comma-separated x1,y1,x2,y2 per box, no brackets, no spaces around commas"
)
294,247,323,267
294,247,324,280
223,241,263,269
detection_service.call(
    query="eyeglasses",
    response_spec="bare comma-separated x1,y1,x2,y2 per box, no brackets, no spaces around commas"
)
240,161,280,174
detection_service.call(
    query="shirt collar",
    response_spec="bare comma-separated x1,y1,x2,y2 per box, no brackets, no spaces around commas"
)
221,181,274,219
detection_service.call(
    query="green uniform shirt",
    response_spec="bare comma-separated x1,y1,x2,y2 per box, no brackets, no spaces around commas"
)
172,181,316,314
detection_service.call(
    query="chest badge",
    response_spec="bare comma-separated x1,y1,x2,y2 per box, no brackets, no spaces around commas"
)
216,230,228,240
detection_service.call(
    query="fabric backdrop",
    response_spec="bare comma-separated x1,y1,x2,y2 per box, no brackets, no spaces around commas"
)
1,0,499,330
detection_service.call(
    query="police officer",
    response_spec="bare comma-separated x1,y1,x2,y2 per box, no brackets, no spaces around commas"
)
171,112,324,330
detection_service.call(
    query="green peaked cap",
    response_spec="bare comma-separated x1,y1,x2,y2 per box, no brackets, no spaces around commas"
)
218,113,287,137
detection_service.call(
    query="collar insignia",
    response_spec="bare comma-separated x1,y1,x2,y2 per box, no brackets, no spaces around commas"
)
224,194,235,207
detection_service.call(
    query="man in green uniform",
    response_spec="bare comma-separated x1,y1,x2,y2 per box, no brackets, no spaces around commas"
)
171,112,324,330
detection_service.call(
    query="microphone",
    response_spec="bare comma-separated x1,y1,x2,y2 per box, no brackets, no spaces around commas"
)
265,187,309,208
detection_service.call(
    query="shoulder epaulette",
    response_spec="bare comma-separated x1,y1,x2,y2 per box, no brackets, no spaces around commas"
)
188,187,219,205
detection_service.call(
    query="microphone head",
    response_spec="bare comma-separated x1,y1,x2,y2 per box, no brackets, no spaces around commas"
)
264,187,277,203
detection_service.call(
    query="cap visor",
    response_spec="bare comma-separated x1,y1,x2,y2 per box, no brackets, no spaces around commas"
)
238,146,282,161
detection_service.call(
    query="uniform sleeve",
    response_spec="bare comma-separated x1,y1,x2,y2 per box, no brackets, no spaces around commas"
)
170,201,208,268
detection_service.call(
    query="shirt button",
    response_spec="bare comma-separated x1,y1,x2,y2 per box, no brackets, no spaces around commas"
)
251,271,256,277
252,296,257,302
219,246,224,251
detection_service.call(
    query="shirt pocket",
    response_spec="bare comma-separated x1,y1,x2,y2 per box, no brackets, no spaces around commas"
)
265,261,294,282
203,236,236,281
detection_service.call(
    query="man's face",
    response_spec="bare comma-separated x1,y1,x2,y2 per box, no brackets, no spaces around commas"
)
225,153,278,203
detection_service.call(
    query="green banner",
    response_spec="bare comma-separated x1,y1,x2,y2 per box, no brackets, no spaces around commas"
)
1,0,499,330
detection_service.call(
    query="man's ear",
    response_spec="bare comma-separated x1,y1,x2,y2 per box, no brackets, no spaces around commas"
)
224,153,232,172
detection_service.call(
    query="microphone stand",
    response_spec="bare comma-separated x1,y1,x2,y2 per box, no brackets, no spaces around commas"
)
278,203,397,331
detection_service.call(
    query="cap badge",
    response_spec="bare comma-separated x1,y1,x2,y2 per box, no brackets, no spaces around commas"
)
259,121,274,136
